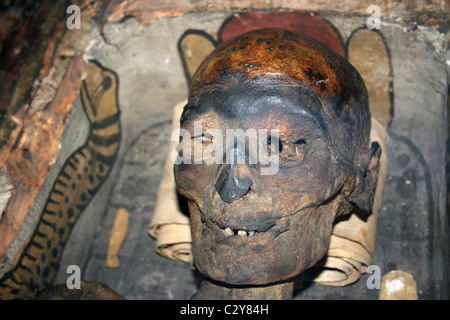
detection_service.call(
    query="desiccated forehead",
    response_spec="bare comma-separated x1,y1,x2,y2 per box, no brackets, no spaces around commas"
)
182,77,326,130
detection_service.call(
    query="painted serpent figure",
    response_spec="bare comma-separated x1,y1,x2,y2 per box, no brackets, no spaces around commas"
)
0,60,121,299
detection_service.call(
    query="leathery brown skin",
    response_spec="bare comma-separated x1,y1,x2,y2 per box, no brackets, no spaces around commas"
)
175,28,381,299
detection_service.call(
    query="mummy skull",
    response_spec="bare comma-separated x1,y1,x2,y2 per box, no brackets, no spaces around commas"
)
174,28,381,289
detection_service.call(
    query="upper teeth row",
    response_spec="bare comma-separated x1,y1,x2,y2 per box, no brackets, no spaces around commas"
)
224,227,256,237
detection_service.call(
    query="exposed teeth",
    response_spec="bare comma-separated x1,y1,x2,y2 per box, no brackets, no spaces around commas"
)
237,230,247,237
222,227,257,237
224,227,234,236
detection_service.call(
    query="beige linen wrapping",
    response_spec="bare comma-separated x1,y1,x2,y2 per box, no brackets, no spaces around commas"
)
148,101,192,263
149,101,388,286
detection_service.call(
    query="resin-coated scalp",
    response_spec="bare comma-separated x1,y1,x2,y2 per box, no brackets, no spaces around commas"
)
190,28,366,109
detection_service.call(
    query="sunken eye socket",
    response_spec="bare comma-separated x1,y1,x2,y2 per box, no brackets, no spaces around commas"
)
191,133,215,162
267,135,282,154
193,133,213,143
290,139,308,161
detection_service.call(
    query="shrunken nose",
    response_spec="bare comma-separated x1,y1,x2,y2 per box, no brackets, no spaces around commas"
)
215,164,253,204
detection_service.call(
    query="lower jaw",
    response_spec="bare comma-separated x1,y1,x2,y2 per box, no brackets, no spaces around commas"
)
192,209,332,286
193,228,304,286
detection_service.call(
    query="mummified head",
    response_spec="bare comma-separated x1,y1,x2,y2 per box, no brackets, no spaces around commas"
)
174,28,381,285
